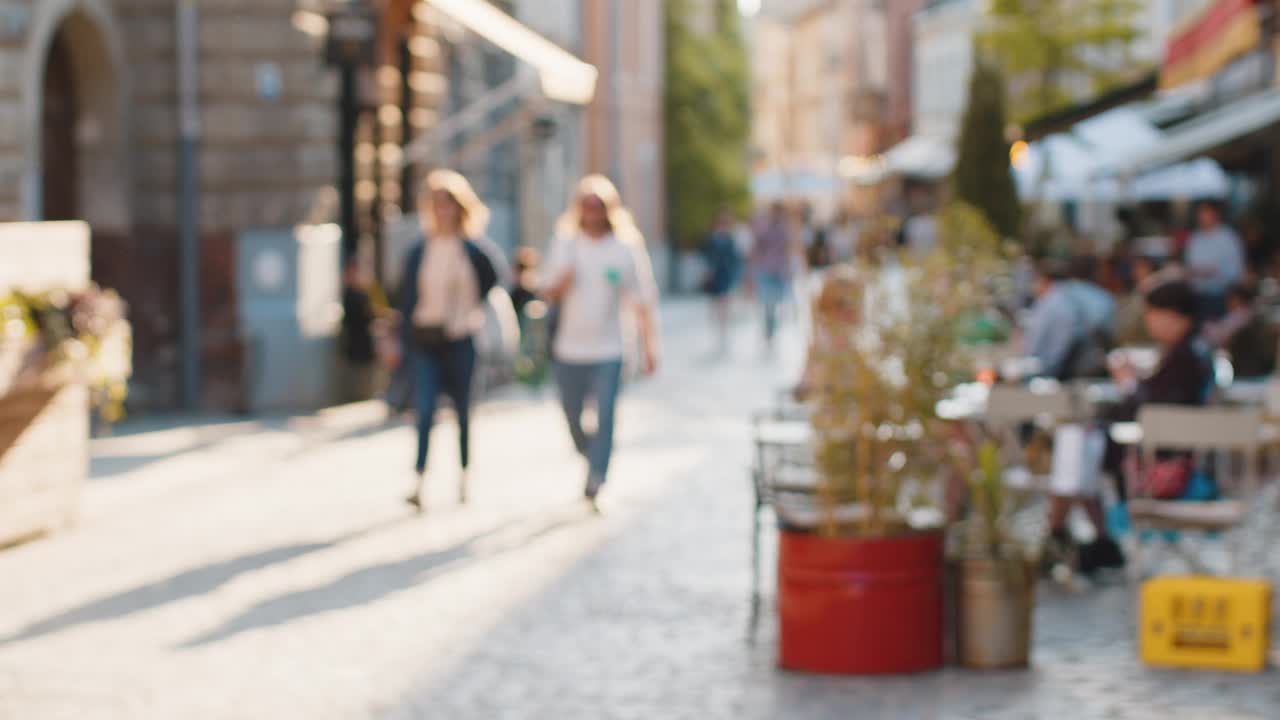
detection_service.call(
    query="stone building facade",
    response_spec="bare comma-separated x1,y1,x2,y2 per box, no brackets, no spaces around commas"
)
0,0,446,409
579,0,664,252
749,0,888,218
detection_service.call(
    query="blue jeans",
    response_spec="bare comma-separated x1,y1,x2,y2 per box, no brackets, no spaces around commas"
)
412,339,476,474
555,359,623,482
757,271,787,340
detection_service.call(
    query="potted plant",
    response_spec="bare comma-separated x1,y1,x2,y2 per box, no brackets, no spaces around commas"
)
776,203,1009,674
952,442,1038,669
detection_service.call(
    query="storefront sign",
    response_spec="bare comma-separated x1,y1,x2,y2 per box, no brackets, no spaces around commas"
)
1161,0,1262,90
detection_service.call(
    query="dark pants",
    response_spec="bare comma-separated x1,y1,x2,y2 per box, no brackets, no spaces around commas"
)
412,339,476,474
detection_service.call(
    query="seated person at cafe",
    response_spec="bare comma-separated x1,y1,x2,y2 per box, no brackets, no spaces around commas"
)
1065,256,1115,333
1113,256,1159,346
1065,279,1214,575
1065,257,1116,376
1023,261,1081,380
1203,282,1277,379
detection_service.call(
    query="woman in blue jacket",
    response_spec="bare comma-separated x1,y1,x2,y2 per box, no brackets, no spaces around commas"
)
398,170,502,510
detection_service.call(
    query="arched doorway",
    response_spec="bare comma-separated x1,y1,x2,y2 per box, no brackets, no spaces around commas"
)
41,27,79,222
23,1,130,231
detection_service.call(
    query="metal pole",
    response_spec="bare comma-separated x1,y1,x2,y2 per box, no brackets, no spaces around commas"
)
339,63,358,259
176,0,202,410
400,38,415,213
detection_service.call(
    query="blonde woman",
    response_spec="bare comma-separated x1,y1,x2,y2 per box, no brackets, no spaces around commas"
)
541,175,660,504
398,170,504,510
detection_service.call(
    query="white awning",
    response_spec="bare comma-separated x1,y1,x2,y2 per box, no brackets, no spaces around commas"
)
1015,133,1100,200
1108,89,1280,175
1130,158,1230,201
836,135,955,186
426,0,597,105
1072,106,1162,156
883,135,956,179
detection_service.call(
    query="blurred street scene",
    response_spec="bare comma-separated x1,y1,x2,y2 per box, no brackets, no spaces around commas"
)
2,307,1276,719
6,0,1280,718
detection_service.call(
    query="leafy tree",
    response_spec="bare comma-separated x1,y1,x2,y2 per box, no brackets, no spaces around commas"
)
980,0,1144,122
664,0,752,253
952,59,1022,240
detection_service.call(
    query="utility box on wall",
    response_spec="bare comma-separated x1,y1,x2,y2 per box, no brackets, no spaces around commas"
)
237,225,342,414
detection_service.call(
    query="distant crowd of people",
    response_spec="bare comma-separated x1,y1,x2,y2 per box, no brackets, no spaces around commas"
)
1023,199,1277,385
1017,199,1280,576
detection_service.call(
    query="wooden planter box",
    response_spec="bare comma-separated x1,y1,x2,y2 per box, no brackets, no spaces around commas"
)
0,221,95,547
0,384,89,547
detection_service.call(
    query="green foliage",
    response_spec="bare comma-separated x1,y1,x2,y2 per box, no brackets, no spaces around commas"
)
0,286,132,424
952,60,1022,240
809,204,1010,537
664,0,752,251
980,0,1145,122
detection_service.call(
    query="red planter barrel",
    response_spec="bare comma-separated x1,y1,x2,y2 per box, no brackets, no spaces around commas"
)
778,529,944,674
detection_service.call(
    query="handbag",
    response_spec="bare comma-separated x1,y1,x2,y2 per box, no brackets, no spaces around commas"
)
1142,457,1193,500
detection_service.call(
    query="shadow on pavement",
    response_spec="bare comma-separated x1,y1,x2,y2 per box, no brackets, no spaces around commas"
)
89,418,278,482
0,516,417,647
174,504,598,649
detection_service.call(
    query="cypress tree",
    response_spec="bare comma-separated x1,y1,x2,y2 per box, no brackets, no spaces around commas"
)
952,59,1022,240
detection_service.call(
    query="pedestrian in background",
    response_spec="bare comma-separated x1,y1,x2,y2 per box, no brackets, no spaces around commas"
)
749,202,792,350
541,175,660,506
340,255,376,403
1185,200,1245,322
1022,261,1081,380
510,247,541,324
826,210,858,266
702,207,742,356
397,170,503,511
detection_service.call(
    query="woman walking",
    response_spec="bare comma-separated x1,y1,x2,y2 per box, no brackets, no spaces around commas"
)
398,170,503,510
541,175,660,506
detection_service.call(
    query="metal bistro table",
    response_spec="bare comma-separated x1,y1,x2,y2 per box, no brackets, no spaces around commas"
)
747,395,820,641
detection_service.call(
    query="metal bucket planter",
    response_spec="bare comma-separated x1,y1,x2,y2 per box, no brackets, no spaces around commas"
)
957,557,1036,669
778,529,945,674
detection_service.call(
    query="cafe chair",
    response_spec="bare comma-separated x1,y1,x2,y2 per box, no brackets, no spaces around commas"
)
983,384,1075,495
1126,405,1265,579
748,394,815,639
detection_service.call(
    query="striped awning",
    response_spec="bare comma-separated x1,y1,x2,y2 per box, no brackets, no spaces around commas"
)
1161,0,1262,90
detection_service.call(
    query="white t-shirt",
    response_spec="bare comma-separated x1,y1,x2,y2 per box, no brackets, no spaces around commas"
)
541,232,659,363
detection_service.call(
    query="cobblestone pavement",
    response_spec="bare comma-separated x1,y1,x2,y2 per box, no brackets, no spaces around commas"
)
2,299,1278,719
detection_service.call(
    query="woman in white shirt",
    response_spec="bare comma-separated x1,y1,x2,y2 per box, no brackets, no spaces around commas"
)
541,175,661,504
397,170,503,510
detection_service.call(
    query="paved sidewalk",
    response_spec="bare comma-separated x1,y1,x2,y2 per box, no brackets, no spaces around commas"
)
1,299,1277,719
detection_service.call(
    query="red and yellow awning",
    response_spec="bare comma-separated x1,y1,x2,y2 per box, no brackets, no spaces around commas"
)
1161,0,1262,90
